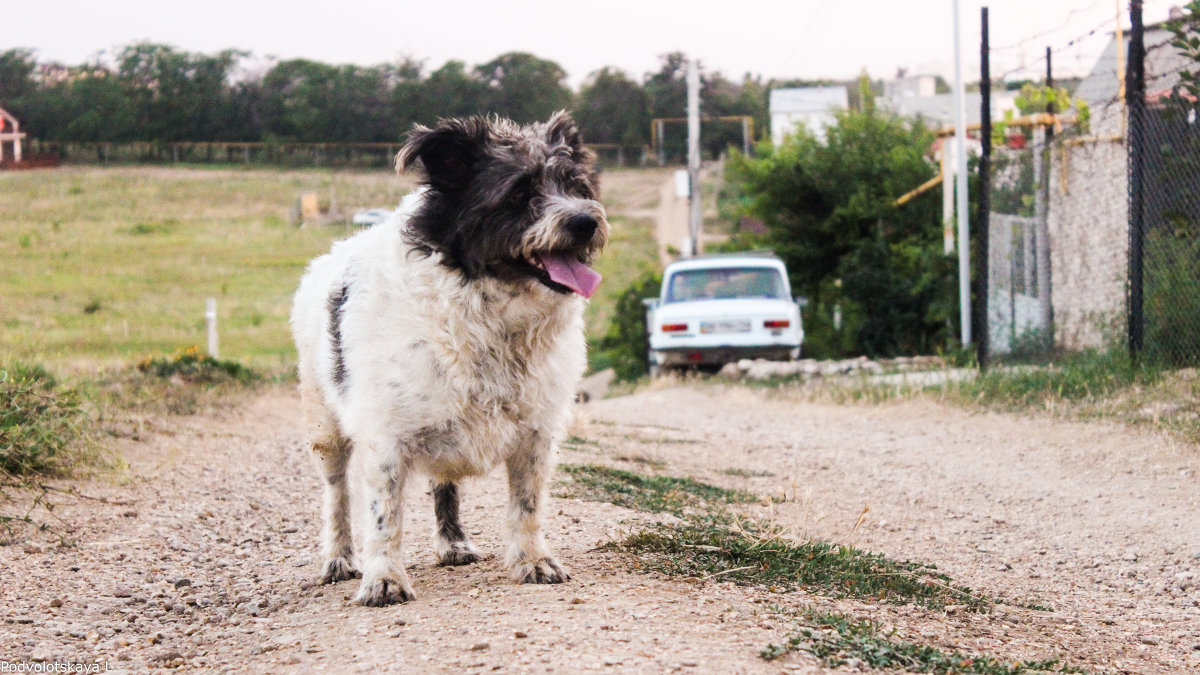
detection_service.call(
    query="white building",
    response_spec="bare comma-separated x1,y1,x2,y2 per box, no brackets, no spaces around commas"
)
768,86,848,146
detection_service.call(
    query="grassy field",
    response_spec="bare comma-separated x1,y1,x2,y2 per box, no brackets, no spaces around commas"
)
0,165,665,375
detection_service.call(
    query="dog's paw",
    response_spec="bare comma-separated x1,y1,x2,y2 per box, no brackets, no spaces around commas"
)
317,557,360,585
511,557,570,584
437,541,484,567
354,575,416,606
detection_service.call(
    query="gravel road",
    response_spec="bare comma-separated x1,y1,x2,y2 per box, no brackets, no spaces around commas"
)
2,383,1199,673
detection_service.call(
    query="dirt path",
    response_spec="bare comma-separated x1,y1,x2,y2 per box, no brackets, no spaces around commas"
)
3,383,1198,673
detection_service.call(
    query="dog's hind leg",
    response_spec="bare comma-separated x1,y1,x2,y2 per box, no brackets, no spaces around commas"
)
504,433,570,584
353,450,417,606
301,387,359,585
314,434,359,584
432,481,483,566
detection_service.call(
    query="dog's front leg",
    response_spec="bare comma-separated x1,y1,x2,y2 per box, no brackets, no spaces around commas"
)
354,452,416,606
504,432,570,584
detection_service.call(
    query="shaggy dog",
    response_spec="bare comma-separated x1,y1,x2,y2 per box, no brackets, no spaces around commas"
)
290,112,608,606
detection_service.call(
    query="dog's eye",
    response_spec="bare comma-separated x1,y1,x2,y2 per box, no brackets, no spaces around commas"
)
508,187,529,208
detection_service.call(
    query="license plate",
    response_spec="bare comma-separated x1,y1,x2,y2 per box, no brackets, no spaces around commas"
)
700,320,751,334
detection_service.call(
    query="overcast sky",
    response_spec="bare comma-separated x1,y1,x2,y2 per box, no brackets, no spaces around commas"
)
2,1,1183,87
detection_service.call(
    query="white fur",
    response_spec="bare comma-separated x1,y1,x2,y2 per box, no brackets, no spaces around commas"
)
291,190,586,605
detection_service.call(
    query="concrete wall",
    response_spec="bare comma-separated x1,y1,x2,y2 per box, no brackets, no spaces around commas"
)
1047,138,1128,350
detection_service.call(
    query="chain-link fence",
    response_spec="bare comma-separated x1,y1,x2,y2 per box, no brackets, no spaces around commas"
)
983,3,1200,366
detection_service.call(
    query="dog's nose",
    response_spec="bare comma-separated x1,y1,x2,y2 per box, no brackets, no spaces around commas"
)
565,214,598,243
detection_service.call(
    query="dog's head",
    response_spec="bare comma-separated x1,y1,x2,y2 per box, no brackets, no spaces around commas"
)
396,111,609,299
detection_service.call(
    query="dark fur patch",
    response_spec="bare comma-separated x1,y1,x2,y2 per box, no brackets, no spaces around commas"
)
395,113,601,286
433,482,466,543
327,284,350,390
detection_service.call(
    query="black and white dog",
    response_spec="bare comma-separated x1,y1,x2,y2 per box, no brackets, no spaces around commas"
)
290,112,607,606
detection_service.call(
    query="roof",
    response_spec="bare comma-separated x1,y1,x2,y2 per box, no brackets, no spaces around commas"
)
1073,24,1189,134
665,252,786,273
769,87,849,114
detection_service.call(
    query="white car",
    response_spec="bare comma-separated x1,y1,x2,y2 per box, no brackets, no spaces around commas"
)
644,254,804,374
351,208,395,227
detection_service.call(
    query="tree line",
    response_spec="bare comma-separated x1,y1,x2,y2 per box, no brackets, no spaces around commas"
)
0,44,840,161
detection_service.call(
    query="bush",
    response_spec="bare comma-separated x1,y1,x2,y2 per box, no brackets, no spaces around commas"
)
1,363,89,478
136,345,260,385
595,272,662,382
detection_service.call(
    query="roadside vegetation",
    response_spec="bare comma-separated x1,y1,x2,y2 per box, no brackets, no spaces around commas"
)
0,348,261,537
559,463,1084,672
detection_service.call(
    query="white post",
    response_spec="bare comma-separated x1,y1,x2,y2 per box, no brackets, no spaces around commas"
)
13,118,21,163
205,298,219,359
952,0,972,346
687,59,702,257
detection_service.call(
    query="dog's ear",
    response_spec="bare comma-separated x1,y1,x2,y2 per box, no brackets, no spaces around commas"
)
397,117,492,193
546,110,600,196
546,111,584,153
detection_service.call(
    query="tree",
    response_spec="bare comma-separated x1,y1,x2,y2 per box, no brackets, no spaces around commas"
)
415,60,488,123
643,52,689,161
0,49,38,106
474,52,571,123
727,107,953,357
574,67,649,148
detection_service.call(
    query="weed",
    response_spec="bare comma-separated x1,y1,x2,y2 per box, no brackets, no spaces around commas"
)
559,464,757,517
613,519,987,610
719,467,775,478
1,362,102,536
762,608,1084,673
82,298,102,314
137,346,259,385
0,363,90,477
951,350,1157,410
561,464,987,610
613,454,667,470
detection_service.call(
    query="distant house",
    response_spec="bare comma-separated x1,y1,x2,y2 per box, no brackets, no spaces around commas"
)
768,86,848,146
881,74,1018,129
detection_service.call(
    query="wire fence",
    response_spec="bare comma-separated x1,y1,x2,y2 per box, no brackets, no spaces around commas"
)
984,2,1200,367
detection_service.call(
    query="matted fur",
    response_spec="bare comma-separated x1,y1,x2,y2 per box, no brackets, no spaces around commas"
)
290,112,608,606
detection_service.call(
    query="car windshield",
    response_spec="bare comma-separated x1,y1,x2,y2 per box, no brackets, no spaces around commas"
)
664,267,789,303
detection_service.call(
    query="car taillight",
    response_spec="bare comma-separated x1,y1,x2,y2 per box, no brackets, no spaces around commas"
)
764,319,790,329
661,323,688,332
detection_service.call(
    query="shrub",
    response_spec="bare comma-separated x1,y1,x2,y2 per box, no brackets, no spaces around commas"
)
1,363,89,478
136,345,259,385
595,272,661,381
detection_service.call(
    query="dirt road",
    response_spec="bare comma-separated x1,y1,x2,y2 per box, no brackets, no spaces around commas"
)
3,383,1198,673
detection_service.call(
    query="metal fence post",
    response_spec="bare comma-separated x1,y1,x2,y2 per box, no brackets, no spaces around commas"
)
1127,0,1146,360
976,6,992,368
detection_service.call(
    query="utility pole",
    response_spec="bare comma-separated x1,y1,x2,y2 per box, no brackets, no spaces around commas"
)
952,0,972,346
687,59,702,257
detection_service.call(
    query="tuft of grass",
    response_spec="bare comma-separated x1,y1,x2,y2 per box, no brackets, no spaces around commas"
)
136,345,260,385
719,467,775,478
950,349,1157,410
1,363,91,478
559,463,758,517
561,464,988,610
1,362,103,537
762,608,1084,673
93,346,262,418
613,519,987,610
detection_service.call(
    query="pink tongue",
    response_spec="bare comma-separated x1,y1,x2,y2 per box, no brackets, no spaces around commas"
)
537,253,602,298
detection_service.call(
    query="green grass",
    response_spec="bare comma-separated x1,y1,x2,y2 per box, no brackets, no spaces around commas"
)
559,463,758,517
1,362,92,478
0,166,415,373
560,463,987,611
613,520,987,610
762,608,1085,673
950,349,1158,410
1,166,666,376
